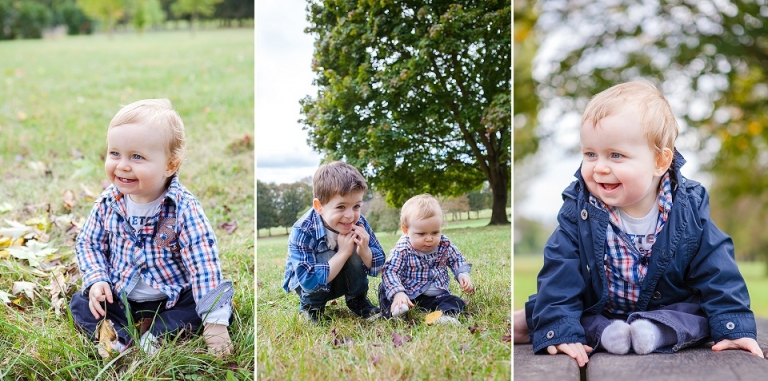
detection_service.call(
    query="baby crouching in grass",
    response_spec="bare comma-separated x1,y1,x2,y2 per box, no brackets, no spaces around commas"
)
70,99,234,357
378,194,475,324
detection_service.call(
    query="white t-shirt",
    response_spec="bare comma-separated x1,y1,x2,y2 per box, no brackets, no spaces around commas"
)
617,207,659,256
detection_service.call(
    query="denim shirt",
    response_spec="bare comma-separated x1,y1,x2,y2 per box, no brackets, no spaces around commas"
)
526,151,756,353
282,208,386,293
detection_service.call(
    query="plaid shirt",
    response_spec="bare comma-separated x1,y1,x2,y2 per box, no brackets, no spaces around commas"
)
381,234,472,300
282,209,385,293
76,175,233,316
592,172,673,314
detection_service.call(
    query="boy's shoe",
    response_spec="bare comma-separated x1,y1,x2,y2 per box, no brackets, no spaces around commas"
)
299,305,325,323
434,315,461,325
346,295,380,318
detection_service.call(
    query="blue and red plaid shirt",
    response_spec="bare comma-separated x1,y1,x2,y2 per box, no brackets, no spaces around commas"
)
381,234,472,300
76,175,233,317
591,172,673,314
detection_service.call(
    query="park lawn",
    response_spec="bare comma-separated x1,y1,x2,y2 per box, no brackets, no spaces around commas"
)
0,29,253,380
256,225,512,380
514,255,768,318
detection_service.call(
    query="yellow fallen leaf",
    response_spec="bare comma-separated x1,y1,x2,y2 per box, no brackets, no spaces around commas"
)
425,310,443,325
95,318,118,359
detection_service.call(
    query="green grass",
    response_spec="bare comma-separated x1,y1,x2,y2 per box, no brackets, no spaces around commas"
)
257,225,512,380
0,29,253,380
514,255,768,318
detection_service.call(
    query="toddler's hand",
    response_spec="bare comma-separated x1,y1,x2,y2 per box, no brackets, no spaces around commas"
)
547,342,593,368
458,274,475,294
391,292,414,315
203,323,233,358
88,281,113,319
712,337,764,358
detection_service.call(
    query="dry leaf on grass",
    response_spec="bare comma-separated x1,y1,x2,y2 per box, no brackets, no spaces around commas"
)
62,190,77,211
95,319,119,359
425,310,443,325
12,281,35,300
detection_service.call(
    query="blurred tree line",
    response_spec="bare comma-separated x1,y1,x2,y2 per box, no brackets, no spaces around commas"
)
0,0,253,40
514,0,768,265
256,178,498,236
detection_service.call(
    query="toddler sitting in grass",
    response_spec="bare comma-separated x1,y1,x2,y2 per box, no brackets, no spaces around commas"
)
378,194,475,324
70,99,234,357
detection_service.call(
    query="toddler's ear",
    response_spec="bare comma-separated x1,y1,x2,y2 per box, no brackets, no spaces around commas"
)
655,148,674,175
166,158,182,177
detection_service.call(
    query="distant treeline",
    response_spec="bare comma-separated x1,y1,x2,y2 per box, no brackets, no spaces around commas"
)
257,178,498,236
0,0,253,40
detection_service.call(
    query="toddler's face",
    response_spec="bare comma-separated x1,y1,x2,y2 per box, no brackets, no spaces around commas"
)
580,109,668,217
105,123,175,204
314,191,364,234
403,215,442,253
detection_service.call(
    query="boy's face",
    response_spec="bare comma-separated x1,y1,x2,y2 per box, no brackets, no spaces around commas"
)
580,109,671,218
105,123,177,204
313,191,364,234
402,215,442,253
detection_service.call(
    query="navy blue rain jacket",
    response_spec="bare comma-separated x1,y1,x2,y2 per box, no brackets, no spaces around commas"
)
525,151,756,353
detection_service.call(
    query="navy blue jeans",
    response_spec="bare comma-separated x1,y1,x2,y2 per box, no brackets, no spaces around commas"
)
578,302,709,354
294,248,370,309
70,288,202,344
377,282,466,318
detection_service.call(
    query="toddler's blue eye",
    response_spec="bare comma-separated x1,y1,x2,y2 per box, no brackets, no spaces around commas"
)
132,154,143,160
611,153,622,159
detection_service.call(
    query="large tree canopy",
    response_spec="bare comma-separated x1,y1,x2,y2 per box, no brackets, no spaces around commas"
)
527,0,768,259
300,0,511,225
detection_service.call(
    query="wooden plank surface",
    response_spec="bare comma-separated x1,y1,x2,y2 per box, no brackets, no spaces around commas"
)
513,344,581,381
513,318,768,381
586,318,768,381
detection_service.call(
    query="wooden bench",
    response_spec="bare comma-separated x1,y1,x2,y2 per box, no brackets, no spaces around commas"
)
514,318,768,381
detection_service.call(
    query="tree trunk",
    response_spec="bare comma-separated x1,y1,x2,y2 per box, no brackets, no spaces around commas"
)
488,170,510,225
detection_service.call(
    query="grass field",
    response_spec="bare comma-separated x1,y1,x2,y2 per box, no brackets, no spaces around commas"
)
514,255,768,318
257,225,512,380
0,29,253,380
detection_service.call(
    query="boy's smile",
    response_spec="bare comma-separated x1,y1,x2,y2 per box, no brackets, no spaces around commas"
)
313,192,364,235
580,109,670,217
105,123,177,204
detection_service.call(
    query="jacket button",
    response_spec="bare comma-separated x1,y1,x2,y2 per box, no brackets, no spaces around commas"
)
726,322,735,330
652,291,662,299
580,209,588,220
546,330,555,339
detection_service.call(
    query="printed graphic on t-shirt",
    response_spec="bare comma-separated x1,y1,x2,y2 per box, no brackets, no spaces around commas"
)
626,233,655,255
154,217,178,250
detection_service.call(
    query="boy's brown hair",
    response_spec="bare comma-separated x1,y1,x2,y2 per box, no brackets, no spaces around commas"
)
400,194,443,228
582,80,678,158
313,161,368,205
109,98,186,172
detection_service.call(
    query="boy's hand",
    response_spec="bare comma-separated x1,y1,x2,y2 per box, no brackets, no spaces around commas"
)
712,337,764,358
88,281,113,319
351,222,370,248
458,274,475,294
547,342,593,368
391,292,414,314
203,323,233,358
336,231,357,254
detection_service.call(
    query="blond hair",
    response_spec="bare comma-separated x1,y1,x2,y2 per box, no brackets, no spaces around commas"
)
313,161,368,205
400,194,443,228
582,80,678,156
108,99,185,170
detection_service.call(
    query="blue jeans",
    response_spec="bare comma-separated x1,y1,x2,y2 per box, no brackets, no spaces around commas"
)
378,282,466,318
581,302,709,354
70,288,202,344
294,248,370,309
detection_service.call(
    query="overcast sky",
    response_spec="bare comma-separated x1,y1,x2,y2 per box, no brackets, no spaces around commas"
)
255,0,323,185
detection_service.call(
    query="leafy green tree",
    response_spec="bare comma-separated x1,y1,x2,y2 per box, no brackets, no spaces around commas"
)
76,0,124,36
127,0,165,33
300,0,511,225
171,0,222,31
214,0,252,26
513,0,540,164
14,1,53,39
276,181,313,234
365,193,401,234
467,187,492,219
256,180,279,236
